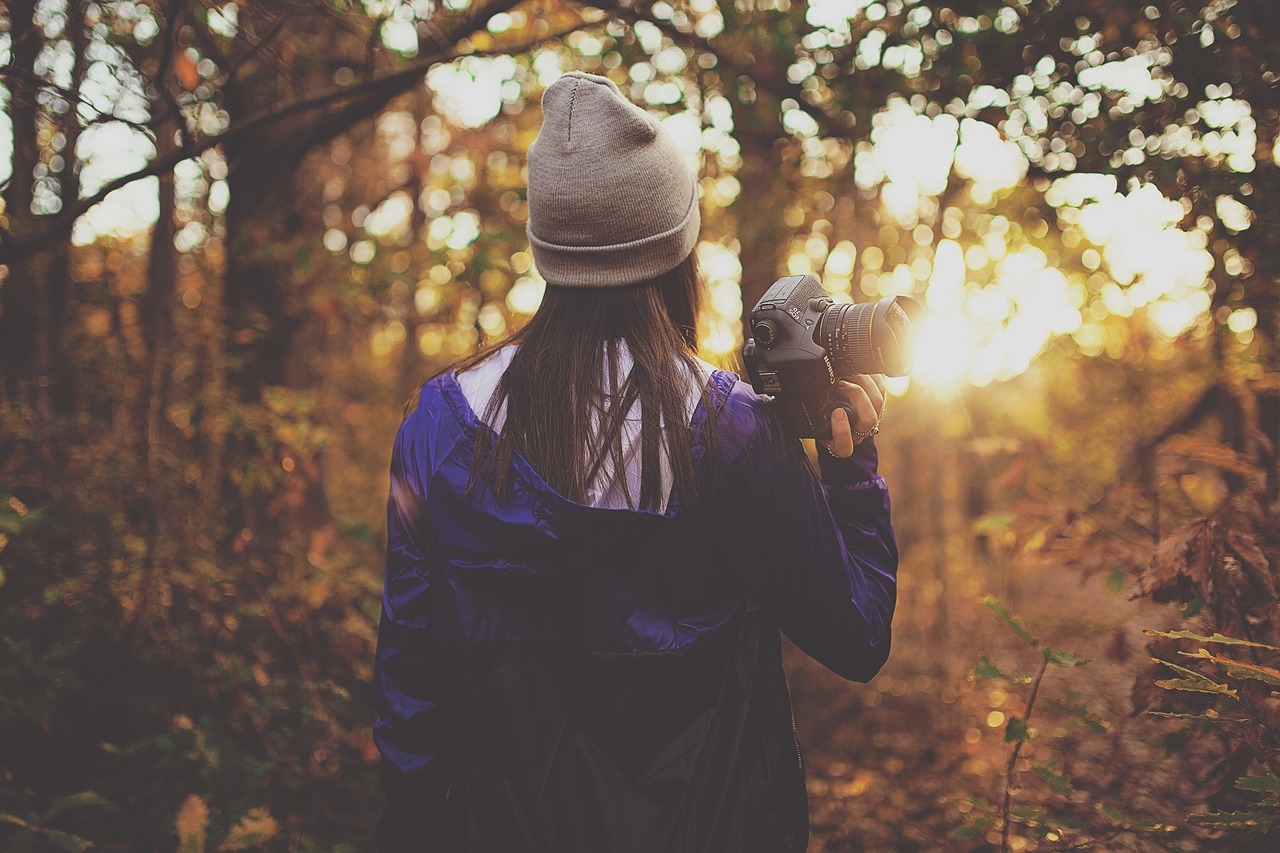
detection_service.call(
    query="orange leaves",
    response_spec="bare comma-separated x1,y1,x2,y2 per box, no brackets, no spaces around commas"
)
174,52,200,91
175,795,208,853
1141,517,1218,603
1158,434,1260,480
1138,518,1276,634
218,808,280,851
175,795,279,853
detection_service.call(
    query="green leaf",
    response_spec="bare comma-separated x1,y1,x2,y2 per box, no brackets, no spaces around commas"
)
1180,598,1204,618
1105,568,1128,596
42,791,117,821
1188,811,1280,829
972,512,1016,536
1145,629,1280,651
1146,710,1247,722
1043,648,1091,667
1033,762,1075,796
41,829,91,853
981,596,1039,647
972,654,1032,684
1236,775,1280,794
1053,699,1110,734
1098,802,1176,832
1006,716,1029,743
1008,804,1048,824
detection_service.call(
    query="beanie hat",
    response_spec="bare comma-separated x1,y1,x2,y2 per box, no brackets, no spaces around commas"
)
525,71,701,287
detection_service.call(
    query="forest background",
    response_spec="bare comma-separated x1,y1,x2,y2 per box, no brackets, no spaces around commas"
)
3,1,1279,851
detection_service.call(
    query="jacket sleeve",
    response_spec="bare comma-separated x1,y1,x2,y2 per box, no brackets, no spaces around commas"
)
706,398,899,682
372,406,452,850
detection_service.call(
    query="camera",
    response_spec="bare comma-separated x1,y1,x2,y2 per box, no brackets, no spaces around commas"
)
741,274,921,441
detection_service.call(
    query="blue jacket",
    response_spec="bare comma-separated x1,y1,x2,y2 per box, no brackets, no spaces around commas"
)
373,367,898,852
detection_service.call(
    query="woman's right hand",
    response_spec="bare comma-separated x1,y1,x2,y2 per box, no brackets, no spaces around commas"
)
824,374,887,458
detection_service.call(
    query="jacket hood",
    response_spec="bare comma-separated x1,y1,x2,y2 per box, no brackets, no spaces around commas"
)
392,369,744,652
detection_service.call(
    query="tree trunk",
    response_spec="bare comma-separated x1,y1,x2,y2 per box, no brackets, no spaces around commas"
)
1,0,45,408
729,101,790,331
43,0,89,418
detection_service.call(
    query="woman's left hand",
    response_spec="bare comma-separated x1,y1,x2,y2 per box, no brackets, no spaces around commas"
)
823,373,887,458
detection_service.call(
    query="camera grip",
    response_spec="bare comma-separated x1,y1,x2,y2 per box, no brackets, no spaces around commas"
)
815,399,857,442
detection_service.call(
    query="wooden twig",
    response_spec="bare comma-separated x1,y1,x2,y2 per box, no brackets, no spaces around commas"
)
1002,654,1051,853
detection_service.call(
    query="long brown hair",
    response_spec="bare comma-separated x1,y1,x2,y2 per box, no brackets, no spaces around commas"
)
448,251,721,512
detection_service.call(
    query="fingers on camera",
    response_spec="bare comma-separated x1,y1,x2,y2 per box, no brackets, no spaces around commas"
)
829,406,855,458
836,381,879,440
842,375,885,417
870,372,887,401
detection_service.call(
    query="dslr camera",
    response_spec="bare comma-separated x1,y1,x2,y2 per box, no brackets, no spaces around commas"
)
742,274,921,441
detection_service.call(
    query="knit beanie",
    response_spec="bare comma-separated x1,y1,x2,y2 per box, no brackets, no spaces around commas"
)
525,71,701,287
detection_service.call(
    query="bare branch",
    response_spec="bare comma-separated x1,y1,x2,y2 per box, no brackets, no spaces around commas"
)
219,4,302,83
153,0,195,149
0,12,607,265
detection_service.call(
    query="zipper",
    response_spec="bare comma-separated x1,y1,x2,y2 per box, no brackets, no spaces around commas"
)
780,660,804,773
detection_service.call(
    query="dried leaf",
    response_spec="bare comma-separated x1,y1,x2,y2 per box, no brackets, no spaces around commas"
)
1159,435,1257,477
1152,658,1239,698
218,807,280,851
1188,810,1280,829
1225,528,1277,600
1140,518,1220,603
176,794,209,853
1180,648,1280,687
1155,677,1239,698
1144,629,1280,651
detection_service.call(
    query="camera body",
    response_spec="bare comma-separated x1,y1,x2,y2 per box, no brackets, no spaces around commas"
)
741,274,920,441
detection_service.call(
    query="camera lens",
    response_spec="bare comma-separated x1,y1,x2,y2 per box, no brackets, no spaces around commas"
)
814,296,921,377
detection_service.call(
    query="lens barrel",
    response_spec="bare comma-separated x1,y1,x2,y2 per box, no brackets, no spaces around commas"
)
816,295,920,377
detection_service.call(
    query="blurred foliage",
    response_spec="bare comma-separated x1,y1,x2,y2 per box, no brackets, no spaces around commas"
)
2,0,1279,850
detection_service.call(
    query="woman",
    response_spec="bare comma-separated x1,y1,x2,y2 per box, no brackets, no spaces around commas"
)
373,71,897,852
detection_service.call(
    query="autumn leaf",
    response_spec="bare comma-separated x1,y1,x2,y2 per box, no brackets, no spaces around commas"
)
1188,811,1280,829
1152,658,1240,698
1180,648,1280,687
1140,518,1220,603
218,807,280,851
1159,435,1258,477
175,52,200,90
176,795,209,853
1144,629,1280,651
